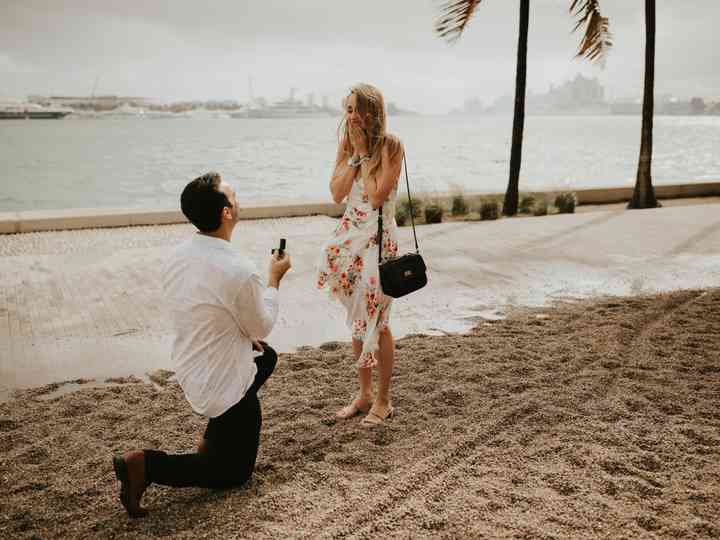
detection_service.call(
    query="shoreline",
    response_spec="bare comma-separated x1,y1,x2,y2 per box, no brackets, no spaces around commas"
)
2,201,719,403
1,181,719,234
0,282,714,406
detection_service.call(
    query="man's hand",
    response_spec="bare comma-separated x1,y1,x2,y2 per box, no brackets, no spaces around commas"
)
252,340,264,353
268,251,291,289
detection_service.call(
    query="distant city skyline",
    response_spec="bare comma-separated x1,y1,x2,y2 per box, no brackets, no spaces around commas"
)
2,1,719,114
21,75,720,118
456,74,719,116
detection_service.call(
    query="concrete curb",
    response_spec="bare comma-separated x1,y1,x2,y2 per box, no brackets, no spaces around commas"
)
0,202,346,234
1,182,718,234
422,182,720,206
576,182,720,204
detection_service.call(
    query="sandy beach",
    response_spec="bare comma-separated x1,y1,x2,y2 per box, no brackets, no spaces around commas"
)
1,288,718,538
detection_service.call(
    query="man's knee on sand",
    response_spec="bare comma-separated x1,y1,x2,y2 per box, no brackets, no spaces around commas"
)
208,456,256,489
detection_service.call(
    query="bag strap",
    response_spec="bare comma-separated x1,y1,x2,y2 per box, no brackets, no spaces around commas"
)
378,152,420,265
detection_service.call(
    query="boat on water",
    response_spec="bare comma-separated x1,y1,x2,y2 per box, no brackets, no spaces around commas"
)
231,89,338,119
100,103,147,118
231,100,336,119
0,103,71,120
232,102,334,119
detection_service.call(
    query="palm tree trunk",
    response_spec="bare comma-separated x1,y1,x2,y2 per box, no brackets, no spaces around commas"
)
504,0,529,216
629,0,659,209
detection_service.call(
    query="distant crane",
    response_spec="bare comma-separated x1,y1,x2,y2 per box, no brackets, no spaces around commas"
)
90,75,101,110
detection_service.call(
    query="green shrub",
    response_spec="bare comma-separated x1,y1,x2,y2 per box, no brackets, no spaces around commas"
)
399,197,422,219
555,192,577,214
479,200,500,220
533,198,549,216
424,202,444,224
451,193,469,216
519,194,536,214
395,206,408,226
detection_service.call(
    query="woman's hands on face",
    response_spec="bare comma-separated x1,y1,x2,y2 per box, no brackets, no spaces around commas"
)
348,118,369,156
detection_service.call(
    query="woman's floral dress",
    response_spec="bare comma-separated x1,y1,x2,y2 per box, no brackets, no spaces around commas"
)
316,168,399,368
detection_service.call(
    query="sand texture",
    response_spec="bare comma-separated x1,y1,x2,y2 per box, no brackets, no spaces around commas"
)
1,289,719,539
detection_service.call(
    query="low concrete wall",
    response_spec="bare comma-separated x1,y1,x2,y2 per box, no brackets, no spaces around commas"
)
575,182,720,205
235,202,345,220
0,208,182,234
0,202,346,234
424,182,720,206
0,213,20,234
1,182,718,234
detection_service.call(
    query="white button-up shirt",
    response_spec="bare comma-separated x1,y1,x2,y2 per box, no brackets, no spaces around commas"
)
163,234,279,418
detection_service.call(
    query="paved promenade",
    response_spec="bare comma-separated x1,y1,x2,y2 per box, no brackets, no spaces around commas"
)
1,202,719,400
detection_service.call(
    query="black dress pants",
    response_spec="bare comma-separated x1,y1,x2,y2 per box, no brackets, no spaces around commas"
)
144,343,277,489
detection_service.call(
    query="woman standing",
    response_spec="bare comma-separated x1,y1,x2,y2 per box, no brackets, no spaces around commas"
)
316,83,404,426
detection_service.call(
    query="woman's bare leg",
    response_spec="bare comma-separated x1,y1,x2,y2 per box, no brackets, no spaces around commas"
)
354,338,374,403
369,327,394,419
336,338,374,418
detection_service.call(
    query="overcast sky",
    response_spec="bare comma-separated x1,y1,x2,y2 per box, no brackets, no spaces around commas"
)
2,0,718,113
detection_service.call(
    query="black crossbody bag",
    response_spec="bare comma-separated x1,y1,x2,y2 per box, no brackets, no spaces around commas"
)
377,154,428,298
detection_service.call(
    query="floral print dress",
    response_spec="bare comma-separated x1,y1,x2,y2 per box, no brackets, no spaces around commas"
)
316,170,399,368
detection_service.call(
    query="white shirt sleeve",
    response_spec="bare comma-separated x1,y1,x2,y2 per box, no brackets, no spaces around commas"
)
232,273,279,339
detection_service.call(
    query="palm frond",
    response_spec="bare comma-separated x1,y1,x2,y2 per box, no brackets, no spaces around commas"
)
570,0,612,62
435,0,484,43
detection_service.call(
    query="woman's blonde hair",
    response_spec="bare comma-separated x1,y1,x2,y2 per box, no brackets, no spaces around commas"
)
339,83,402,179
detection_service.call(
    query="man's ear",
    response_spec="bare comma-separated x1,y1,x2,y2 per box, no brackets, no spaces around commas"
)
222,207,232,220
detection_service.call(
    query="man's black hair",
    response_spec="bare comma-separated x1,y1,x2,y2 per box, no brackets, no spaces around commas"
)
180,172,232,232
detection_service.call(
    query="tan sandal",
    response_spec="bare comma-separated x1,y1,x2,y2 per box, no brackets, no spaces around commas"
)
335,399,371,420
361,406,394,426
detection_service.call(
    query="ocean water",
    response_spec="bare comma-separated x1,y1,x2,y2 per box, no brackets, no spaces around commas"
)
0,115,718,212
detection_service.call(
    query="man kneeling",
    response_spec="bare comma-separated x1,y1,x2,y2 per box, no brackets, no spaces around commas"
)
112,172,291,517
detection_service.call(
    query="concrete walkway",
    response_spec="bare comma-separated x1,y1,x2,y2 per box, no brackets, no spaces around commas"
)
1,203,719,400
